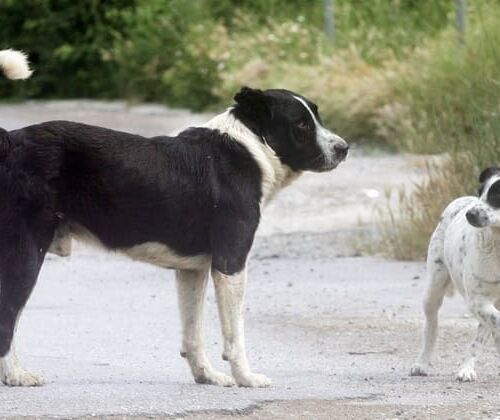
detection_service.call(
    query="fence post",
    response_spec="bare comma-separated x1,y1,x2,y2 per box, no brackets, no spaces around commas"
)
324,0,335,41
456,0,466,44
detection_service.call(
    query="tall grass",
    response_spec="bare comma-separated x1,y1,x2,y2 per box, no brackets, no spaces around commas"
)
374,157,476,260
373,7,500,259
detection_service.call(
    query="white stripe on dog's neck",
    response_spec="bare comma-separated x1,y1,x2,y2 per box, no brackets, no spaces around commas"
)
203,109,296,203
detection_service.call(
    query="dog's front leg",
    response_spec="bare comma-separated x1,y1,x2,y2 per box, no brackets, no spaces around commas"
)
0,319,44,387
176,268,234,386
456,322,490,382
212,268,271,387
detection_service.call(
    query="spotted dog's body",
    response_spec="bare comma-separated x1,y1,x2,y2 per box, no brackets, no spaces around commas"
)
0,53,348,388
411,167,500,382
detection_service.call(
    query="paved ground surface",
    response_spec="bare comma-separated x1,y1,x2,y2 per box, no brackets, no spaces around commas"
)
0,102,499,419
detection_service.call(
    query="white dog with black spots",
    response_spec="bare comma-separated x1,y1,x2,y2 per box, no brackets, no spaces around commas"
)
411,166,500,382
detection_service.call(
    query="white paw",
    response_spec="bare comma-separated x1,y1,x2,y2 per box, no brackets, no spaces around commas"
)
195,369,235,387
235,372,272,388
456,366,477,382
410,364,430,376
2,369,44,387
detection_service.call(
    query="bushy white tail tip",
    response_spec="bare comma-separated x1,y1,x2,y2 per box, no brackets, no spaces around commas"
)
0,49,33,80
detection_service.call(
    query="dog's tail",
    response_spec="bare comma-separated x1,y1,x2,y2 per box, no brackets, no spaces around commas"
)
0,49,32,80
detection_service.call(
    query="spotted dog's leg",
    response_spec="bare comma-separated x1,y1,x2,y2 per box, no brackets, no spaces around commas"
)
176,268,234,386
456,322,490,382
212,268,271,387
492,303,500,355
469,301,500,379
411,240,450,376
492,328,500,355
473,301,500,332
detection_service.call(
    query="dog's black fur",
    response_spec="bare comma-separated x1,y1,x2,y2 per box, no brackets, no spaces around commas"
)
0,87,348,382
479,166,500,197
0,120,263,354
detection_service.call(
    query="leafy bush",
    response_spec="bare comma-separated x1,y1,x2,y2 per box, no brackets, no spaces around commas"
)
0,0,134,98
109,0,222,109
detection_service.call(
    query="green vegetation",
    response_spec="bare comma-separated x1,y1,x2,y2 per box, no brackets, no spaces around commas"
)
0,0,133,97
2,0,500,260
373,7,500,259
1,0,452,111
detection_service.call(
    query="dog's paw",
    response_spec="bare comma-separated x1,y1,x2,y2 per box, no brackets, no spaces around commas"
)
456,366,477,382
1,369,44,387
235,372,272,388
410,364,430,376
195,369,235,387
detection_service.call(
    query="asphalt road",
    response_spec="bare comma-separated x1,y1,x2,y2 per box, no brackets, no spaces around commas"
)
2,252,499,418
0,102,499,419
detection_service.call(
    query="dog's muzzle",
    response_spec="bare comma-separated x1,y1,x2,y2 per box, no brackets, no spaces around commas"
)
312,127,349,171
466,207,490,228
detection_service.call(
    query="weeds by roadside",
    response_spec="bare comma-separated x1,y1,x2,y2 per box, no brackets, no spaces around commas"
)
371,8,500,259
373,157,476,260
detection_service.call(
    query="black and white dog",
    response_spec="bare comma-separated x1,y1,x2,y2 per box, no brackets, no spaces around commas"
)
411,168,500,382
0,50,348,387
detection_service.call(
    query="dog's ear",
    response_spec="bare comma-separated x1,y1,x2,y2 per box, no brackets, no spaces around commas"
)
479,166,500,183
234,87,273,119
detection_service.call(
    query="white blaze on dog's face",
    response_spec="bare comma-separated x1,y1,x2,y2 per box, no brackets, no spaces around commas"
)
466,167,500,228
291,94,348,170
232,87,348,172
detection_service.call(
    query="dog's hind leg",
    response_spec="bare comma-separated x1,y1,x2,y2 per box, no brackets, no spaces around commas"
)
0,233,45,386
492,331,500,355
176,268,234,386
456,321,490,382
492,302,500,355
410,240,450,376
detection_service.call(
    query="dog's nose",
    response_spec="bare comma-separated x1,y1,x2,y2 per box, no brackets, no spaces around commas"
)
466,208,485,228
334,143,349,158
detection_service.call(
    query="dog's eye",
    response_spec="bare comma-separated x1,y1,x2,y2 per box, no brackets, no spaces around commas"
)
487,181,500,208
297,121,308,130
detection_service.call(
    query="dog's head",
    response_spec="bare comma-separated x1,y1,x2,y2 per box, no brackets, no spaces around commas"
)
232,87,348,172
466,166,500,228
